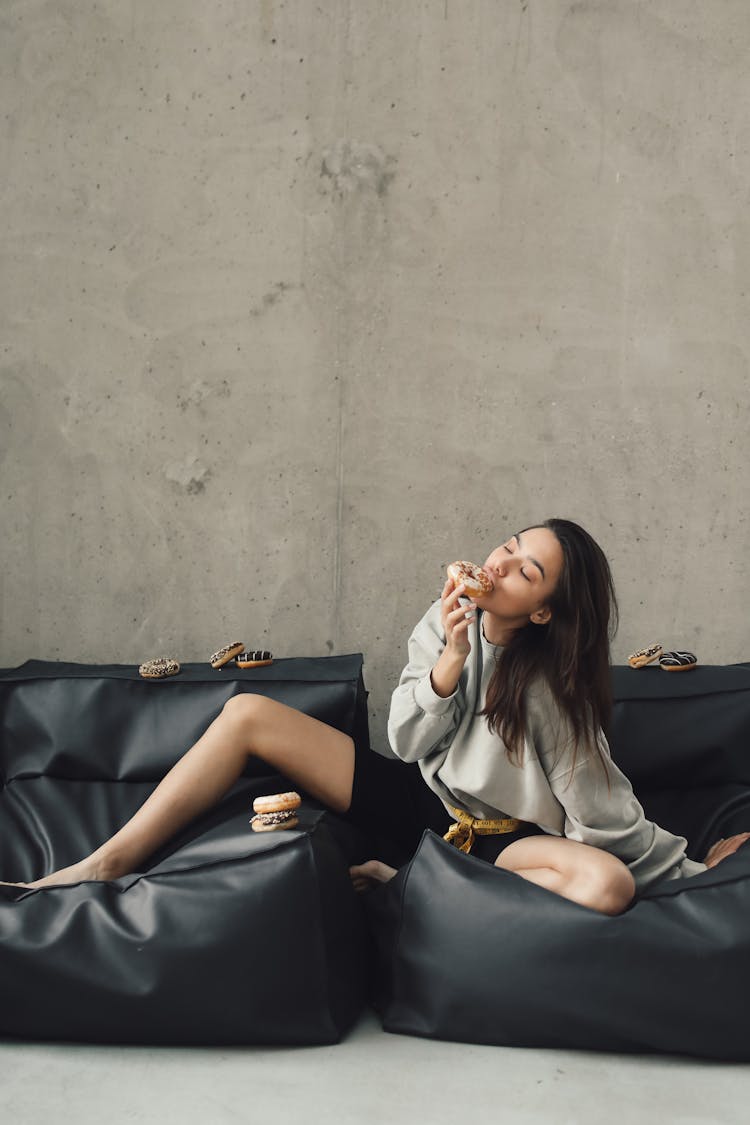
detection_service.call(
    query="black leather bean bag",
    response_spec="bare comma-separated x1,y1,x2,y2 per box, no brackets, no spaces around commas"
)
367,664,750,1060
0,656,374,1045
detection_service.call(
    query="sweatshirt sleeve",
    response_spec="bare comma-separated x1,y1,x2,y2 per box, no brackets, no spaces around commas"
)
530,685,707,891
387,600,465,764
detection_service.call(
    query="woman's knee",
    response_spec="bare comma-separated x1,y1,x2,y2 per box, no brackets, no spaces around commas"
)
221,692,268,730
589,857,636,916
496,837,635,915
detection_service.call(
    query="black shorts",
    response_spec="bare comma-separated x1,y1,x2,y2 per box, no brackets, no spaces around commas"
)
468,822,548,864
346,739,546,867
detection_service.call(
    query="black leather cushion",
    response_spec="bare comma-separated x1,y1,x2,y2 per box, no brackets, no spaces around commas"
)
368,664,750,1059
0,656,372,1045
609,664,750,858
368,829,750,1059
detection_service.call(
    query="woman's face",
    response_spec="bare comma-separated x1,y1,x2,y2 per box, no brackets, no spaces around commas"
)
476,527,564,624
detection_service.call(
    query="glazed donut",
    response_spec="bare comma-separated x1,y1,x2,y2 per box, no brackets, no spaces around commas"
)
627,643,663,669
447,561,494,599
251,791,301,833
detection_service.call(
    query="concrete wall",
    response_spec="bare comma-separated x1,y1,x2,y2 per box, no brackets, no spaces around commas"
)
2,0,748,746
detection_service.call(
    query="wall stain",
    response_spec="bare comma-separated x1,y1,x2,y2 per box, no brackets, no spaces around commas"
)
164,456,212,494
319,140,397,199
177,379,231,412
249,281,293,318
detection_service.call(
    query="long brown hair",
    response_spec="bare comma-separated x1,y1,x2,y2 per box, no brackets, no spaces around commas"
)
481,518,618,776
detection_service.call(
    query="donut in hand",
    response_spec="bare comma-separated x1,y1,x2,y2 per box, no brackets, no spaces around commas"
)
446,561,494,598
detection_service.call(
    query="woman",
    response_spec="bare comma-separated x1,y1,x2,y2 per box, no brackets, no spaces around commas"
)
354,519,749,911
6,519,748,910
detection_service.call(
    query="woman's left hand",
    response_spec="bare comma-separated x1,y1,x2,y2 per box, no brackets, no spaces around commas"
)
703,832,750,868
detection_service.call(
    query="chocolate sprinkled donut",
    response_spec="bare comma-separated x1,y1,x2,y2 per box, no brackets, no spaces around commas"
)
627,643,663,669
139,657,181,679
209,642,245,669
251,791,301,832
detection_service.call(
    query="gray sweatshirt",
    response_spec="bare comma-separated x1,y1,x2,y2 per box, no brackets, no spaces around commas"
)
387,600,707,891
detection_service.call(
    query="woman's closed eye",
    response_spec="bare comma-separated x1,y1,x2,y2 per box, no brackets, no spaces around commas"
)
502,544,532,581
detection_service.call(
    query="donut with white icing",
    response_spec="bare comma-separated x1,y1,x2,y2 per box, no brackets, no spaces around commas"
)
446,561,494,599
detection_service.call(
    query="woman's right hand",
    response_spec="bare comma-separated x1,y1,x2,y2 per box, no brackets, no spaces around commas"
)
440,577,476,659
430,579,476,698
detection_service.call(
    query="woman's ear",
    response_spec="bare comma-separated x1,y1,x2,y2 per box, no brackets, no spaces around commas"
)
530,605,552,626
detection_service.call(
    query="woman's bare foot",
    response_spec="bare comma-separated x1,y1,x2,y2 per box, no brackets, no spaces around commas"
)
349,859,398,893
1,853,118,890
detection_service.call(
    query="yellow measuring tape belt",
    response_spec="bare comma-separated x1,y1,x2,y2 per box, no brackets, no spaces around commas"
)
443,805,521,855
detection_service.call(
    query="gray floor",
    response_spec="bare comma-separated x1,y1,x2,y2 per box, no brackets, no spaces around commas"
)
3,1008,749,1125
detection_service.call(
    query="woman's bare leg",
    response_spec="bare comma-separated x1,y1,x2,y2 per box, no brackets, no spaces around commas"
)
495,836,635,915
350,836,636,911
13,695,355,889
